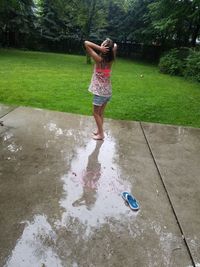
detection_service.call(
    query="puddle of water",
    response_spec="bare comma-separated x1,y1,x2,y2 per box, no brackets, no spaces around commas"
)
3,122,189,267
4,215,62,267
4,135,135,266
57,137,133,233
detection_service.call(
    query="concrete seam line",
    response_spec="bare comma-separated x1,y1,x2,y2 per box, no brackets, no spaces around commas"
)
139,121,195,267
0,106,19,119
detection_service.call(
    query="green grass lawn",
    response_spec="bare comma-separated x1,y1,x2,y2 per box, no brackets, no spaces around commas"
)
0,49,200,127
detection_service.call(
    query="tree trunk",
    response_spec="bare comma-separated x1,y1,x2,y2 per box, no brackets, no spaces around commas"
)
86,54,91,64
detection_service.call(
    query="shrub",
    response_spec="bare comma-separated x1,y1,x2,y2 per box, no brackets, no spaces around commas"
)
159,48,190,76
184,50,200,82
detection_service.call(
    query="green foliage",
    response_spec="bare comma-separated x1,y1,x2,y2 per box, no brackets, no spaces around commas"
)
123,0,153,43
0,0,36,32
106,1,126,41
159,48,200,82
39,0,63,41
184,51,200,82
159,48,190,76
147,0,200,47
159,50,182,76
0,0,37,46
0,0,200,56
71,0,109,40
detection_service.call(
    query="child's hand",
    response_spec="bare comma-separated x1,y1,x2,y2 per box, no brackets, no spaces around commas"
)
100,45,109,54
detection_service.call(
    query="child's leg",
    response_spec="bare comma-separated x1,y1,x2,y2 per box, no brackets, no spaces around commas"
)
93,103,107,135
99,102,107,124
93,105,104,140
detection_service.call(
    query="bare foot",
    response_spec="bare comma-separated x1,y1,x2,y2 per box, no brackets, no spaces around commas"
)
93,130,99,135
92,134,104,140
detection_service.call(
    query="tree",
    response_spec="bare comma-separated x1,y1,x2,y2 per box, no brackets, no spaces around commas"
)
147,0,200,47
106,0,127,41
1,0,199,53
39,0,65,41
70,0,109,63
0,0,36,47
117,0,153,44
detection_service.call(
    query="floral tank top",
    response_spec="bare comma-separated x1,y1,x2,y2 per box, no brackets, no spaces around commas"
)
88,62,112,97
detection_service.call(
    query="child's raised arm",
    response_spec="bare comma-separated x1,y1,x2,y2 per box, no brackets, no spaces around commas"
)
84,41,109,63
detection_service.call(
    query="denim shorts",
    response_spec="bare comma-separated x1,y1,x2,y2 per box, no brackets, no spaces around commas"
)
93,94,111,106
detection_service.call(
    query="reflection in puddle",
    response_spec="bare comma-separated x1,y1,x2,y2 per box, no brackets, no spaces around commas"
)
72,141,103,210
4,136,133,266
2,121,190,266
57,137,132,231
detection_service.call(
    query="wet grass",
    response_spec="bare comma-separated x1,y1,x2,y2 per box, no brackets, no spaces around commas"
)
0,49,200,128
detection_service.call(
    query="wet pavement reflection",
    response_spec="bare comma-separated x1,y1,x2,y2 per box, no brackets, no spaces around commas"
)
58,138,133,231
1,106,195,267
3,135,134,267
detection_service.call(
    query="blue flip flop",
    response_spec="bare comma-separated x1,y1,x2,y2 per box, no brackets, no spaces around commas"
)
121,191,139,211
121,191,129,202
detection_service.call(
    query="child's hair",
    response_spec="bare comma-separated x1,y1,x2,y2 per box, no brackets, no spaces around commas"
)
101,38,114,63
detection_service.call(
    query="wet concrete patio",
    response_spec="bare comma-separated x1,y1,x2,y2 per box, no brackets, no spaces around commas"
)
0,104,200,267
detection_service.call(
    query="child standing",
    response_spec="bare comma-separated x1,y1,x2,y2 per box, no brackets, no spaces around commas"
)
84,38,117,140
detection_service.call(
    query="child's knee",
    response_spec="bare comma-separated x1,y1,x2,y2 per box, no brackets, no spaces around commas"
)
93,110,99,117
93,106,101,116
